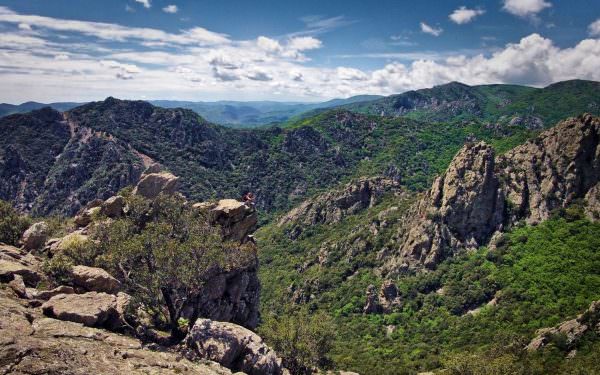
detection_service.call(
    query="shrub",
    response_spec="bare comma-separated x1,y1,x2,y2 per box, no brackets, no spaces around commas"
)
0,200,31,246
43,253,74,285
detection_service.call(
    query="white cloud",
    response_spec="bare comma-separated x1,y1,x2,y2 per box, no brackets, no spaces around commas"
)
18,22,31,30
0,6,598,103
287,36,322,51
0,8,229,46
420,22,443,36
449,6,485,24
589,18,600,37
502,0,551,17
257,36,282,53
135,0,151,9
162,5,178,14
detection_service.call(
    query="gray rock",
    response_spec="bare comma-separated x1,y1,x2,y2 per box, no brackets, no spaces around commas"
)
101,195,125,218
185,318,283,375
41,291,131,330
210,199,258,242
72,265,121,293
133,172,179,199
21,221,50,251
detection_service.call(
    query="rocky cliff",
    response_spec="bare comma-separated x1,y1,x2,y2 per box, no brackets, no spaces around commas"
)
384,114,600,273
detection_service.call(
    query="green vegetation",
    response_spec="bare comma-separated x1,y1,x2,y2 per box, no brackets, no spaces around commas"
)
259,309,335,374
341,80,600,127
0,200,31,246
46,193,256,339
258,199,600,374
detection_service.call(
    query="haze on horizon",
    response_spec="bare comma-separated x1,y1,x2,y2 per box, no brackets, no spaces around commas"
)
0,0,599,103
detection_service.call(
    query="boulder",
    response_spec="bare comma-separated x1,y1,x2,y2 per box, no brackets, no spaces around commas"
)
74,206,101,227
133,172,179,199
8,274,27,298
72,265,121,293
0,258,41,286
41,291,131,329
363,284,381,314
185,318,283,375
21,221,50,251
101,195,125,218
0,243,43,286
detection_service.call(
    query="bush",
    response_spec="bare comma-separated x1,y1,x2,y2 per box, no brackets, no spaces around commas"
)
259,309,335,375
0,200,31,246
43,253,74,285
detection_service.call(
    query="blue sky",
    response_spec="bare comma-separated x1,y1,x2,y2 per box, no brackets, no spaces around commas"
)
0,0,599,103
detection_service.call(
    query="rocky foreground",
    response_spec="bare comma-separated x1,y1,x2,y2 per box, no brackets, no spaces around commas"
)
0,165,286,375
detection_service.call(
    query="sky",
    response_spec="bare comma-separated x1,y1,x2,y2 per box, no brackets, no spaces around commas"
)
0,0,599,103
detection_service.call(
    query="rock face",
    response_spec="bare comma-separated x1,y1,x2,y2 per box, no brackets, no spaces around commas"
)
133,171,180,199
210,199,258,242
72,265,121,293
278,177,403,238
385,114,600,272
363,280,402,314
0,289,231,374
185,318,283,375
526,300,600,352
21,221,50,250
185,258,261,329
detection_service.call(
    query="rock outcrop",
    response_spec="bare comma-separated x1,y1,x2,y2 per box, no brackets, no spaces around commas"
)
0,289,231,374
526,300,600,352
210,199,258,242
185,318,283,375
363,280,402,314
278,177,403,238
385,114,600,272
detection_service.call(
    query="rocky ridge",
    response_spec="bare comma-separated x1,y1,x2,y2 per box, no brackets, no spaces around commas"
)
384,114,600,273
0,166,283,374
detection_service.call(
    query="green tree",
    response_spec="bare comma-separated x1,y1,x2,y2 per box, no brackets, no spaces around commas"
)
89,193,255,340
259,309,335,375
0,200,31,246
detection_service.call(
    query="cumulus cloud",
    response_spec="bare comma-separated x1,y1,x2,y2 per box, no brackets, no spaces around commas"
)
420,22,443,36
589,18,600,37
0,6,598,103
502,0,551,18
449,6,485,24
162,5,178,14
135,0,151,9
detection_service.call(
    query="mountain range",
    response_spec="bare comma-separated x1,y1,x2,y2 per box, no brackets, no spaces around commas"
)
1,79,600,374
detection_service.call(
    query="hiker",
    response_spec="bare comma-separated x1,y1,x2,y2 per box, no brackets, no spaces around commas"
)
242,191,256,207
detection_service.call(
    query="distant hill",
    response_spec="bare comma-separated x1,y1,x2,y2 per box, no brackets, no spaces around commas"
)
150,95,382,127
336,79,600,127
0,101,82,117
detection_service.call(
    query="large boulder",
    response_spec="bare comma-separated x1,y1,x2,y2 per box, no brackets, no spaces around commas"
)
185,318,283,375
210,199,258,242
41,291,130,329
74,206,101,227
133,172,179,199
21,221,50,251
72,265,121,293
101,195,125,218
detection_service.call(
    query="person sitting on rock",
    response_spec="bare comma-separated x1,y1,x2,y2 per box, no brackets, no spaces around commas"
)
242,192,256,207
